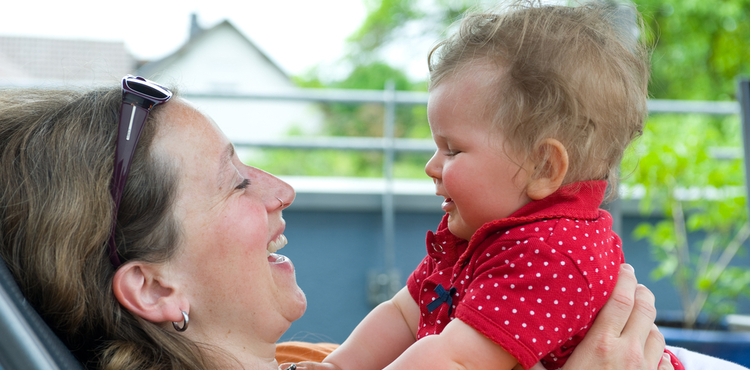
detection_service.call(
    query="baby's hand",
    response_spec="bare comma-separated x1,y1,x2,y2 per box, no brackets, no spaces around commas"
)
280,361,342,370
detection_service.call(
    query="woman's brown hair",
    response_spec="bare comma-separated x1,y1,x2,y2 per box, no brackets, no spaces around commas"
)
0,86,213,369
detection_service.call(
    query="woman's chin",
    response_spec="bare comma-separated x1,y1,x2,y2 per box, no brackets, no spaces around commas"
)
268,254,307,320
285,287,307,322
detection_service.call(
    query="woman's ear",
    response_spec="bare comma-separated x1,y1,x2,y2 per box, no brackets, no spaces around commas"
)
526,138,569,200
112,262,188,325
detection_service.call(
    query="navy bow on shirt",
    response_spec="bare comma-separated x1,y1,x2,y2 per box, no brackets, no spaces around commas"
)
426,284,457,316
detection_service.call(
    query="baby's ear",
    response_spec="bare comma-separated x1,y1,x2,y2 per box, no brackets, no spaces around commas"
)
526,138,569,200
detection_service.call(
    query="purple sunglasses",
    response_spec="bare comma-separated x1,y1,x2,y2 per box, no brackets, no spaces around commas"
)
108,75,173,267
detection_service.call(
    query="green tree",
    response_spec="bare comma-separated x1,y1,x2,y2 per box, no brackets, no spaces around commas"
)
623,113,750,327
346,0,475,64
620,0,750,327
345,0,750,101
635,0,750,100
257,62,432,178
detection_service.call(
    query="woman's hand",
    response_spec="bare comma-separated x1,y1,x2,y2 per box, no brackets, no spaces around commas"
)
550,263,673,370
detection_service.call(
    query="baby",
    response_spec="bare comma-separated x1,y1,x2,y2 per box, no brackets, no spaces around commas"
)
303,1,682,369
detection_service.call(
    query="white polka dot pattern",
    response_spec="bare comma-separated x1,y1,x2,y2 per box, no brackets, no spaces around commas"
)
407,182,623,369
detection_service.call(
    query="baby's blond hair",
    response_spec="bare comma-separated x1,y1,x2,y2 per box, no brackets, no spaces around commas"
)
429,0,651,195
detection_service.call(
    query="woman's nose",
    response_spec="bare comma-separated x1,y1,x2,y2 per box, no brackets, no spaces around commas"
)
256,168,295,211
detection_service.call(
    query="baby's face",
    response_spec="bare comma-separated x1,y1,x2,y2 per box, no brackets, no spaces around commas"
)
425,64,533,240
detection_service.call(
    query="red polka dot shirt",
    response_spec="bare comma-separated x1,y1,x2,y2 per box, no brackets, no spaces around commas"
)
408,181,648,369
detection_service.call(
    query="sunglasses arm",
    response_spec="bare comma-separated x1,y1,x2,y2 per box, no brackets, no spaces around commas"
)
108,102,150,266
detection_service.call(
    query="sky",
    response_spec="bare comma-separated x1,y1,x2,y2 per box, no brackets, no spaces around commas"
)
0,0,368,77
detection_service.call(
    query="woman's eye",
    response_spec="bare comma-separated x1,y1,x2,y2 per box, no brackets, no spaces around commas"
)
236,179,250,190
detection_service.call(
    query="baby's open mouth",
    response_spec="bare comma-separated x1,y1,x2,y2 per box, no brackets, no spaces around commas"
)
441,197,454,212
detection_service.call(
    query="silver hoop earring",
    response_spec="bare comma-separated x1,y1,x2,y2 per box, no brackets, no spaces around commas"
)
173,310,189,332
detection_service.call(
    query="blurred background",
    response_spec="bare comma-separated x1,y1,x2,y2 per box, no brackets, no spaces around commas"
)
2,0,750,365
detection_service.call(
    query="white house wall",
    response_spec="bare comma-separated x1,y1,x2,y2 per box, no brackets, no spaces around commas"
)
144,23,322,142
187,97,322,143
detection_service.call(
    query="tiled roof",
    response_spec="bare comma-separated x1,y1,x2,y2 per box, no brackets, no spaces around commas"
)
0,36,136,85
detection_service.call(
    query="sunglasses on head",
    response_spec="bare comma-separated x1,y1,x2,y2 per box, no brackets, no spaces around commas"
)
108,75,173,268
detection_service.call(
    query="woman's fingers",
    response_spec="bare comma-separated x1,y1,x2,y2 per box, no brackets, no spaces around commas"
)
658,353,675,370
560,263,667,370
591,264,638,337
621,283,658,346
644,324,667,369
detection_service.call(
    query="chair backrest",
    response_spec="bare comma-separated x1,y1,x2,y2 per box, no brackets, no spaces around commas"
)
0,257,84,370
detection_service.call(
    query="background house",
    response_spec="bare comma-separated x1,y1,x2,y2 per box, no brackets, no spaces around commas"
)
137,16,323,142
0,36,135,86
0,15,322,141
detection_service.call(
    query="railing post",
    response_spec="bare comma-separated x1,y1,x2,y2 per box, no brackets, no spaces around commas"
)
605,180,622,236
382,80,396,274
367,80,401,306
739,78,750,214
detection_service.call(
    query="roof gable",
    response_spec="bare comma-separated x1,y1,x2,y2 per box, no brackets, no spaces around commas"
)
138,20,293,92
0,36,135,85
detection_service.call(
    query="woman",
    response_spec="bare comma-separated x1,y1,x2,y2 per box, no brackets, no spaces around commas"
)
0,77,672,369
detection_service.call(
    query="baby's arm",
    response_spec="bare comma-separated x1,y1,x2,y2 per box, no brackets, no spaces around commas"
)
383,318,519,370
321,286,421,370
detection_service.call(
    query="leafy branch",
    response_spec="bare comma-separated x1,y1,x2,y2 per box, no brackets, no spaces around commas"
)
627,113,750,328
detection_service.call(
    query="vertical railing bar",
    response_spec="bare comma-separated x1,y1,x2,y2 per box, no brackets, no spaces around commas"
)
738,79,750,217
607,178,622,236
383,80,397,274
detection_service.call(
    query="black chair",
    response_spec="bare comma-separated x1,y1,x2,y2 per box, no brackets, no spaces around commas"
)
0,257,83,370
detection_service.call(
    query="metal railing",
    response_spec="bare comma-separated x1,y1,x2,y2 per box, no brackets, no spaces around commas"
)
185,79,749,303
740,80,750,208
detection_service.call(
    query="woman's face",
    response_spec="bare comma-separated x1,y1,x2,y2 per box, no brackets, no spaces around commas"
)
156,100,304,348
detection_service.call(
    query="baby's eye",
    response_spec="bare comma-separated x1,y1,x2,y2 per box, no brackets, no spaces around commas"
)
446,150,461,156
236,179,250,190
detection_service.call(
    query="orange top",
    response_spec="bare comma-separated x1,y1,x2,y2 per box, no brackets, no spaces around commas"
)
275,341,339,364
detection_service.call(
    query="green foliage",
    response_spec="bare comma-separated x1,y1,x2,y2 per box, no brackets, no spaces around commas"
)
348,0,421,54
250,149,385,178
635,0,750,100
346,0,474,64
610,0,750,328
324,62,422,138
258,62,432,178
346,0,750,101
624,113,750,327
251,149,433,179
